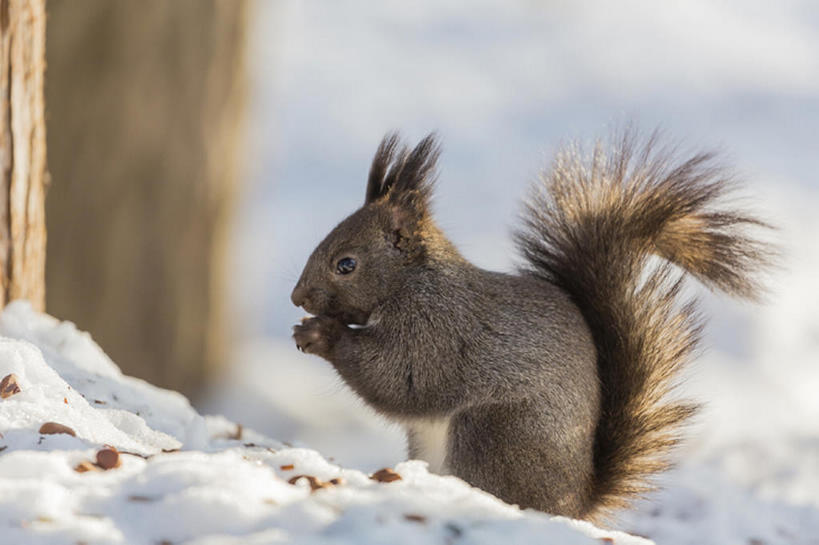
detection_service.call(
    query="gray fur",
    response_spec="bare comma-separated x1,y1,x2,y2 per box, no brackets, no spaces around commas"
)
290,131,771,520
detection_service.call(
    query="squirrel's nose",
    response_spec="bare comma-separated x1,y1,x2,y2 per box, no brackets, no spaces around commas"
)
291,284,308,308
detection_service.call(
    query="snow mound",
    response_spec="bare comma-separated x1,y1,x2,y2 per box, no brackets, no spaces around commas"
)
0,302,648,545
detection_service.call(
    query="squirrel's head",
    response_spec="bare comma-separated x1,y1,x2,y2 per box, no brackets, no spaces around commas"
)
291,133,455,325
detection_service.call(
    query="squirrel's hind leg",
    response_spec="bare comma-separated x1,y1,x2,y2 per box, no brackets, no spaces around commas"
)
447,400,595,518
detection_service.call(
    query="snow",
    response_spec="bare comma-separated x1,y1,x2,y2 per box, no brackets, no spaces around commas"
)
0,301,647,544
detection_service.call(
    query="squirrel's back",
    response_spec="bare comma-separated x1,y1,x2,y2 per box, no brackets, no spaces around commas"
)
516,130,772,519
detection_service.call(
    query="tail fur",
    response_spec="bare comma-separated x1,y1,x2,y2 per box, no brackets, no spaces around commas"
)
515,130,772,519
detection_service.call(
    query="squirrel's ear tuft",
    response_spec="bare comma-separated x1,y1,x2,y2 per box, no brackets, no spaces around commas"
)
365,132,440,206
366,132,401,204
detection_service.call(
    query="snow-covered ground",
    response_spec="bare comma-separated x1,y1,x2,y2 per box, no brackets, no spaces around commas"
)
0,302,648,544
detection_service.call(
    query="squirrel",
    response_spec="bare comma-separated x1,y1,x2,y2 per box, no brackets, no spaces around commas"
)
290,130,771,521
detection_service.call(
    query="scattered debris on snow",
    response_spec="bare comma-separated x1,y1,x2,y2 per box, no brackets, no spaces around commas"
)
0,301,648,545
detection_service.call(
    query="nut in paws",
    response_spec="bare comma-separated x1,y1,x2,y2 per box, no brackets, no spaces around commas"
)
293,316,343,357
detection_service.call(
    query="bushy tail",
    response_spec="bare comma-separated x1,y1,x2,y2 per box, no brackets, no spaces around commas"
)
515,130,773,520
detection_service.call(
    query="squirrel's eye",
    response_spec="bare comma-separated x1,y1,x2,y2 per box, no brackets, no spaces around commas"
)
335,257,357,275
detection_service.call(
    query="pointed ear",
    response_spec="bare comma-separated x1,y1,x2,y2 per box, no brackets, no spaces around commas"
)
365,132,440,206
387,133,440,199
366,132,400,204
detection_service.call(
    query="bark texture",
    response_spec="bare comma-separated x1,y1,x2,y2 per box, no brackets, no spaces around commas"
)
0,0,47,310
45,0,247,396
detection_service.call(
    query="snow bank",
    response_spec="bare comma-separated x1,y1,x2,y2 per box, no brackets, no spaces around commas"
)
0,302,647,545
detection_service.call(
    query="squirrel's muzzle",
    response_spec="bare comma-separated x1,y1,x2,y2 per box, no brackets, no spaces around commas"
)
291,284,308,308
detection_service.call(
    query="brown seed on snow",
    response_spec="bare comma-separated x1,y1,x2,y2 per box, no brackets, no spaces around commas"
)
0,374,21,399
286,474,347,492
96,448,122,470
599,538,615,544
404,514,426,523
288,475,328,491
280,464,295,471
74,461,99,473
370,468,402,483
39,422,76,436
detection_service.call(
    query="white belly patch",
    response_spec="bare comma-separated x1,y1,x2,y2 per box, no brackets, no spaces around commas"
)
405,418,451,474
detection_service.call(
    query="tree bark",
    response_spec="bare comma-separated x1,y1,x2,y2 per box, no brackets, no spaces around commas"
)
45,0,247,397
0,0,47,310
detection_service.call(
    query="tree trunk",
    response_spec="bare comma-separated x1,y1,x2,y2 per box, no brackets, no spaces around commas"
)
45,0,247,397
0,0,47,310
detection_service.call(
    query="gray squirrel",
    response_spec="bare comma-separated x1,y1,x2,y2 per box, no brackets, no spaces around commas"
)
290,130,770,521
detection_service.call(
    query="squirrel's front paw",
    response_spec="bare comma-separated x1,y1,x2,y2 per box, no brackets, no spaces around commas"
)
293,316,345,359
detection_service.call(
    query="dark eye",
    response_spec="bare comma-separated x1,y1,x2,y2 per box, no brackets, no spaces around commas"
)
335,257,357,275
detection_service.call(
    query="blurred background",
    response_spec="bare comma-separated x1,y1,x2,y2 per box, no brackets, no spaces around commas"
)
43,0,818,539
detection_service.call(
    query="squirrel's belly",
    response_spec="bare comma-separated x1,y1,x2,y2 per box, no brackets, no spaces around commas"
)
405,418,451,474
